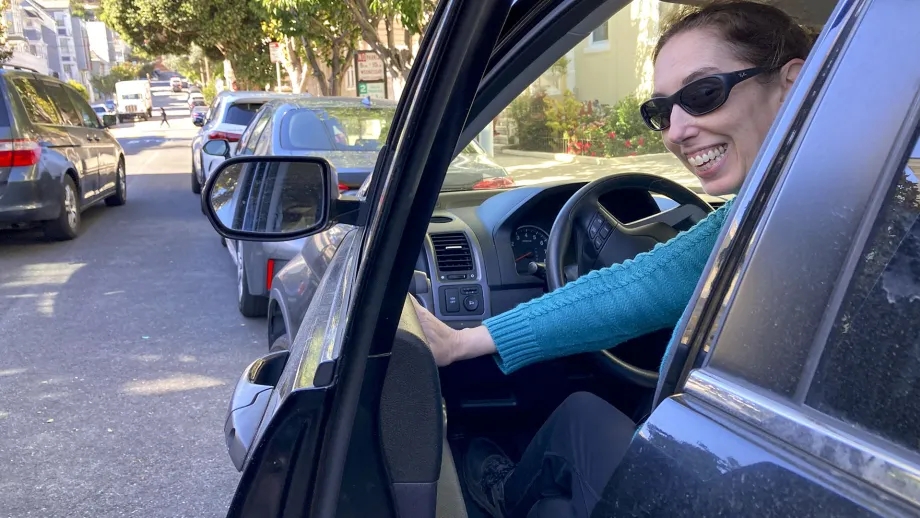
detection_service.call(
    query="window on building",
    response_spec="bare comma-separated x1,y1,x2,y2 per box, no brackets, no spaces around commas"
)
590,21,609,44
805,132,920,454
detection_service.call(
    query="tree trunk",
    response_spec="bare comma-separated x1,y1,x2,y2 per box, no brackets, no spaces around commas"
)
304,44,329,96
204,58,210,84
223,59,237,90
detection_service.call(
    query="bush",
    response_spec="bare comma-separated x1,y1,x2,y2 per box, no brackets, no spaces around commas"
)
507,91,555,151
67,80,89,101
202,82,217,103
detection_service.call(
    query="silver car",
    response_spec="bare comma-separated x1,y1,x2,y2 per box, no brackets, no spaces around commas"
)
201,96,514,318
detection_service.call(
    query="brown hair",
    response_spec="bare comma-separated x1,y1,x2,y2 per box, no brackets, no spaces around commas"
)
653,1,817,79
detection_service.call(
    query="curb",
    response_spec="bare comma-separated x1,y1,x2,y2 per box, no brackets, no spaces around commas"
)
498,148,674,167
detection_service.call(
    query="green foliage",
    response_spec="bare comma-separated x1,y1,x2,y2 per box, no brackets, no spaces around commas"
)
507,91,554,152
90,63,143,96
67,80,90,101
69,0,87,20
508,89,666,158
0,0,13,63
201,81,217,103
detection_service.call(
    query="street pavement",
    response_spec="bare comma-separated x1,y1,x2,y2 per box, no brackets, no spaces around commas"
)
0,83,260,517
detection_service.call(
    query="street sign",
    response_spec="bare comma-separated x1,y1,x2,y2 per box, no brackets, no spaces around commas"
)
355,51,385,82
357,82,386,99
268,42,283,64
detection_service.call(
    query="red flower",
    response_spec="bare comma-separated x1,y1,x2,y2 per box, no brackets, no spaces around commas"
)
624,139,632,148
607,131,617,139
638,136,646,146
629,152,637,156
591,152,597,156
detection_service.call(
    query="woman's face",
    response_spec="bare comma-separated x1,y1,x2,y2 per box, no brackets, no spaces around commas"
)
653,29,801,196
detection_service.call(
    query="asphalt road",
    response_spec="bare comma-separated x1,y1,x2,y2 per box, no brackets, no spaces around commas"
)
0,83,263,517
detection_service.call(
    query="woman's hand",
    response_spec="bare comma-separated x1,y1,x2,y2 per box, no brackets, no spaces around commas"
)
409,296,498,366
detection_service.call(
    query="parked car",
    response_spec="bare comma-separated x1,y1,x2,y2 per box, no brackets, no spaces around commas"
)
189,91,295,195
202,96,515,318
91,104,117,126
202,0,920,517
186,92,205,111
170,76,182,92
0,67,126,240
190,105,207,124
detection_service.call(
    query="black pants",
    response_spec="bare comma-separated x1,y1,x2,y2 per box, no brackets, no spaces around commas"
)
502,392,635,518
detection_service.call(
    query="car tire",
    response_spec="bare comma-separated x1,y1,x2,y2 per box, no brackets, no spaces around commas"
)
270,334,291,352
105,159,127,207
191,162,201,194
237,249,268,318
44,175,80,241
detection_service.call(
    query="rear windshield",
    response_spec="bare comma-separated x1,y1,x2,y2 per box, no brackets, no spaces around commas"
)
121,94,142,100
224,102,265,126
0,78,11,127
280,106,395,152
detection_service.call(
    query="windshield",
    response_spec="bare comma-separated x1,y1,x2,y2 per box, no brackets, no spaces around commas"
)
92,106,106,113
282,105,511,193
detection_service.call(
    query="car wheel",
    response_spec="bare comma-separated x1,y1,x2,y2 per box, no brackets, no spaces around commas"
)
191,159,201,194
270,334,291,352
44,175,80,241
237,247,268,318
105,159,127,207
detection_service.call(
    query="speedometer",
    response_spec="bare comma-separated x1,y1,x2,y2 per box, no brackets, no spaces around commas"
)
511,225,549,274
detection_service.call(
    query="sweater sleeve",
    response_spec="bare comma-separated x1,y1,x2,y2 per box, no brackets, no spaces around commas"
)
483,199,734,374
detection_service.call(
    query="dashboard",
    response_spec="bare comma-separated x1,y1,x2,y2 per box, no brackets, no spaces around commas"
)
409,180,727,328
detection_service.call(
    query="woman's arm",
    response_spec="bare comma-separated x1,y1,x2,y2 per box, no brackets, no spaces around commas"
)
480,199,735,373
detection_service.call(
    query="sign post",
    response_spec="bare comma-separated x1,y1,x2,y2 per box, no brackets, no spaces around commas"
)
353,50,388,99
269,42,283,91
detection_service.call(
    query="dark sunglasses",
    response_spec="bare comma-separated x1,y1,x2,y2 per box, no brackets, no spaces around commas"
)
640,67,766,131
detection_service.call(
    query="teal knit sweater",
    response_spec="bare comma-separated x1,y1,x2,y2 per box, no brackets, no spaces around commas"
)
483,198,735,374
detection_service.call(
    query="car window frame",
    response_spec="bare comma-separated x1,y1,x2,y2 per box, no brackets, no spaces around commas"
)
236,105,271,155
12,74,64,126
63,84,102,129
670,0,920,510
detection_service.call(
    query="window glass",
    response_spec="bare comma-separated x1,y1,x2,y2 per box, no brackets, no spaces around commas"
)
805,135,920,452
13,76,62,125
42,82,82,126
241,108,272,155
224,102,265,126
65,86,102,128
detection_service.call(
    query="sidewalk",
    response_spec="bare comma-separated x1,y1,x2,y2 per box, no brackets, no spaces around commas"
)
490,149,701,190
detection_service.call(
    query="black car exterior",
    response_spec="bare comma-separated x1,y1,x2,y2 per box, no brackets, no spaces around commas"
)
205,0,920,517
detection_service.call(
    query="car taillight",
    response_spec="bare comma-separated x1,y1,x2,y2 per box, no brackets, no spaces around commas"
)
208,131,242,143
472,176,515,190
0,139,41,167
266,259,276,291
338,182,348,193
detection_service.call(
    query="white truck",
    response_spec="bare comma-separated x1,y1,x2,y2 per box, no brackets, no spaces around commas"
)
115,80,153,122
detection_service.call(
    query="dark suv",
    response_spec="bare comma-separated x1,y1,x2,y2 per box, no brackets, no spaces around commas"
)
0,66,126,240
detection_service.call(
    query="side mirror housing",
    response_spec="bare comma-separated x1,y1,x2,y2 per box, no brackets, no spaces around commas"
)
101,114,117,128
193,117,205,127
203,139,230,157
202,156,359,242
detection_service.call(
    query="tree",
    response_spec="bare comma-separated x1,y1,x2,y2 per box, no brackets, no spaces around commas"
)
90,62,142,96
0,0,14,63
340,0,437,81
67,79,90,100
259,0,360,95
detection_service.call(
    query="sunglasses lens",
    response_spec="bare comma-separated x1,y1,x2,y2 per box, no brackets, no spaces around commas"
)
680,76,727,115
641,98,671,131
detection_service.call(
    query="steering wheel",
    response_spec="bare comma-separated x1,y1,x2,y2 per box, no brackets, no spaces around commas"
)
546,173,714,388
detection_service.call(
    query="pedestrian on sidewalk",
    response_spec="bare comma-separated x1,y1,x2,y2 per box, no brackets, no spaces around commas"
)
159,107,170,128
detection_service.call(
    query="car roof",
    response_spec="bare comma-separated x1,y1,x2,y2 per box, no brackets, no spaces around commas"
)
265,96,399,110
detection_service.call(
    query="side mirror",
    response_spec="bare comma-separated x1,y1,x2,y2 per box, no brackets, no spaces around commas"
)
193,117,205,127
101,114,117,128
203,139,230,157
202,156,357,242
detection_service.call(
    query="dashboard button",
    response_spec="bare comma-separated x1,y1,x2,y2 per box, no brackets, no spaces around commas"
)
445,288,460,312
463,296,479,312
593,234,605,250
588,215,602,238
599,221,611,239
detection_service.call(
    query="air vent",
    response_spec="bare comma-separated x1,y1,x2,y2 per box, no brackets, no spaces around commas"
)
430,232,474,273
430,215,453,223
